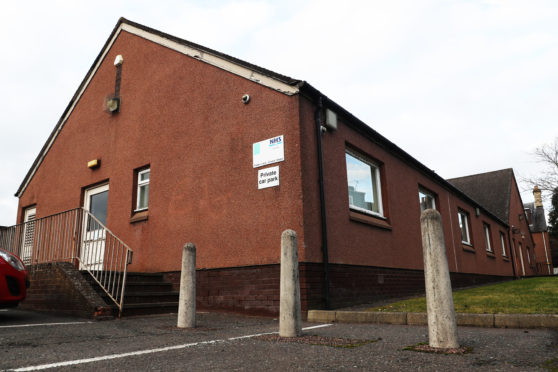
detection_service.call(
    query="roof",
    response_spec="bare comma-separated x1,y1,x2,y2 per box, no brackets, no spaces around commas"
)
12,18,513,228
447,169,514,222
524,202,548,233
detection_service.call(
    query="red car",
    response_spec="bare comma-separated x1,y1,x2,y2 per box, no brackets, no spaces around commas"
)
0,248,28,308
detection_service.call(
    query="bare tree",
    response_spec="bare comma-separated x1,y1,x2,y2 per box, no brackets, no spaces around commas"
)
522,137,558,196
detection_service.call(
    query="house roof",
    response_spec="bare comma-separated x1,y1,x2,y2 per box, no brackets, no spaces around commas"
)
13,18,512,228
524,202,548,233
447,169,514,222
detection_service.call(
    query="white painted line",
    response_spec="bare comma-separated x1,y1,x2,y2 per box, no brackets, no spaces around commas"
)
0,321,92,329
13,324,333,371
301,324,333,331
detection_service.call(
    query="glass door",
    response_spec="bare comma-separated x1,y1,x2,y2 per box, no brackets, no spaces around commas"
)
81,184,109,271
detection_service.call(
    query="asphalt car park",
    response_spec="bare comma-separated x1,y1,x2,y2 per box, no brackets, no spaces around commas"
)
1,308,557,371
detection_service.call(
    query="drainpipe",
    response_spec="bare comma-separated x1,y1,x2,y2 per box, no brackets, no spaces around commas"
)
315,96,330,309
507,228,517,279
542,231,551,275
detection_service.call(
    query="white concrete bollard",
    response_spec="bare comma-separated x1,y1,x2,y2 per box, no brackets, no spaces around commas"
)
177,242,196,328
420,209,459,348
279,229,302,337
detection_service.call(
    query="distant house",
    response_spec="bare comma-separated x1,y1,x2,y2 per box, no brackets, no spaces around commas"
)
5,18,540,316
447,169,537,277
524,186,553,275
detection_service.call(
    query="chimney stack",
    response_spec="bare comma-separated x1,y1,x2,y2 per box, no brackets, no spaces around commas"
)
533,186,543,207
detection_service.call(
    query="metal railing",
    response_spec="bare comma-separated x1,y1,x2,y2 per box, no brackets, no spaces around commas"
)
0,208,133,316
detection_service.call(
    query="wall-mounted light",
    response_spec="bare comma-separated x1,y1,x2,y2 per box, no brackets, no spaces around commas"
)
325,108,338,131
114,54,124,66
106,97,120,113
87,159,100,169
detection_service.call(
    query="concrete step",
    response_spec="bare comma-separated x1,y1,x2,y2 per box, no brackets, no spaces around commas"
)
122,302,179,316
125,282,174,292
124,291,179,304
125,272,167,283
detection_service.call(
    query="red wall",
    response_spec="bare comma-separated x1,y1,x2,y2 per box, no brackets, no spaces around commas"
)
533,231,553,274
299,95,517,277
18,30,305,272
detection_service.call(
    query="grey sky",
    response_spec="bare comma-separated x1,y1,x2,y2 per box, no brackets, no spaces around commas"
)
1,0,557,225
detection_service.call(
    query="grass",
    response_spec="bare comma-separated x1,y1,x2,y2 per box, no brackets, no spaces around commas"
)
369,277,558,314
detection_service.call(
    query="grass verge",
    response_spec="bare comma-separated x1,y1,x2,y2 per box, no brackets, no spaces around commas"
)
369,277,558,314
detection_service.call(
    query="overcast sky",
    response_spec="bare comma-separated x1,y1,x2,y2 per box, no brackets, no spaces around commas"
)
1,0,557,225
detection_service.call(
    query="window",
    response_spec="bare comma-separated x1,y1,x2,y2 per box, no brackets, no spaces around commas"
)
136,168,150,211
458,210,471,245
483,223,493,252
500,232,507,257
419,188,436,212
526,246,531,264
346,149,383,217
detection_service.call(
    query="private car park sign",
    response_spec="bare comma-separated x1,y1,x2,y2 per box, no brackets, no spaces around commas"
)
258,166,279,189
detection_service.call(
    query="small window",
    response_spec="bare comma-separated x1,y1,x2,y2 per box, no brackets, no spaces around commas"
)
500,232,507,257
526,246,531,264
458,210,471,245
346,149,383,217
483,223,493,252
419,188,436,212
136,168,150,211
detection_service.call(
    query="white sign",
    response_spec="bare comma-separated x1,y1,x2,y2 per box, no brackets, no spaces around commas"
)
253,135,284,168
258,166,280,189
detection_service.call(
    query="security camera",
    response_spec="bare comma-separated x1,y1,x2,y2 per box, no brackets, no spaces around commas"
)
242,94,250,104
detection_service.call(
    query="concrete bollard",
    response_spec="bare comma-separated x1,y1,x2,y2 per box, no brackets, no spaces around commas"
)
177,243,196,328
279,229,302,337
420,209,459,348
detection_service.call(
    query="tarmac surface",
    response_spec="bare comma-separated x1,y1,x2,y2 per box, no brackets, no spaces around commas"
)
1,308,557,371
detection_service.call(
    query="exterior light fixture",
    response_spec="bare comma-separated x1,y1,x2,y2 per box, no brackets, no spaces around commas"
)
106,97,120,113
87,159,100,169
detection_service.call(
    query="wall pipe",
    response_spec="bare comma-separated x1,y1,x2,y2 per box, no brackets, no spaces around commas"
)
508,228,518,278
315,96,330,309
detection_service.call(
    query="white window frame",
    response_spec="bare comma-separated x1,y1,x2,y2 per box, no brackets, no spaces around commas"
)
458,210,471,245
483,223,493,252
135,168,150,211
500,232,507,257
419,187,436,212
345,149,383,217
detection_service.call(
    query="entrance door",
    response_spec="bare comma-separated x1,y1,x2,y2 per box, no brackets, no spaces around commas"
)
82,184,109,271
21,207,36,264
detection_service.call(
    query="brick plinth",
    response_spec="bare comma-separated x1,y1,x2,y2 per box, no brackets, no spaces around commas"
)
163,263,512,315
19,262,112,319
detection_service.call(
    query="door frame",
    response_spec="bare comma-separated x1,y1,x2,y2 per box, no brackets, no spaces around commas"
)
21,206,37,264
81,183,109,270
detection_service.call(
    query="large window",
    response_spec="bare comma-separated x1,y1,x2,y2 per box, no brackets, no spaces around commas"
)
458,210,471,245
483,223,493,252
136,168,150,211
419,188,436,212
346,149,383,217
500,232,507,257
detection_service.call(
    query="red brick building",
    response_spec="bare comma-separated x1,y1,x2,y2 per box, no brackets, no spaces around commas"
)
13,18,537,315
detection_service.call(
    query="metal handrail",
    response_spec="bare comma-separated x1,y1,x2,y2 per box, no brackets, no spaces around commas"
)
0,208,133,316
